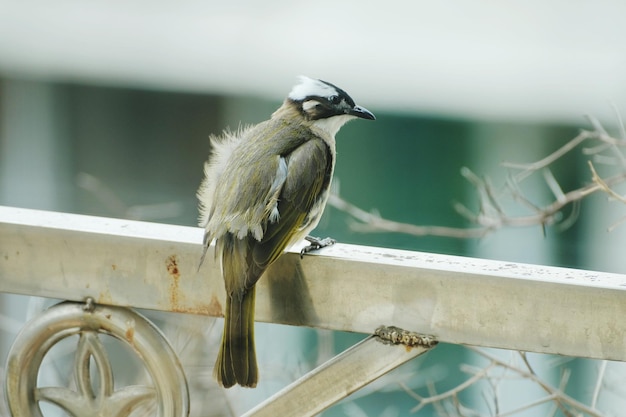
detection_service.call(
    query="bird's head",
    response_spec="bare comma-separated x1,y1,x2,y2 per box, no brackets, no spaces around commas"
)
283,76,375,136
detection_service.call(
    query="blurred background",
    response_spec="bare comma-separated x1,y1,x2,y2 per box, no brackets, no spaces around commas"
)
1,1,626,416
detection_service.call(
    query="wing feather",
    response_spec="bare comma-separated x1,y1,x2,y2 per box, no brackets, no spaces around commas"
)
250,138,330,282
202,120,312,244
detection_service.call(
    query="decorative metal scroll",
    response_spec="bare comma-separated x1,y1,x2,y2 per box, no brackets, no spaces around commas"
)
5,299,189,417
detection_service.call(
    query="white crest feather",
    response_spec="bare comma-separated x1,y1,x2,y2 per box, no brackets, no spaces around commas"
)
288,76,338,101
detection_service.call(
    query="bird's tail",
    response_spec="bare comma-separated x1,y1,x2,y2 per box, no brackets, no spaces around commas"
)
214,236,259,388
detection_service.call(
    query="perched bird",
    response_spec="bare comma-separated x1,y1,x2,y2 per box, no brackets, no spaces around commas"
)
197,76,375,388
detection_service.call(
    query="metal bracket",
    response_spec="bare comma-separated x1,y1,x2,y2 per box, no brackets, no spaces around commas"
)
243,326,437,417
5,300,189,417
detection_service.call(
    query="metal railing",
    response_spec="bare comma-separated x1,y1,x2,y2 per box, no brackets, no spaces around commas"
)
2,205,626,416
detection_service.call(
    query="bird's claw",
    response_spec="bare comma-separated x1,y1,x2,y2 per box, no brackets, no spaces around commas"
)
300,236,336,258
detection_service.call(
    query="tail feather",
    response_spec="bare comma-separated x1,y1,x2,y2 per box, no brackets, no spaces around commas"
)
214,235,259,388
214,286,258,388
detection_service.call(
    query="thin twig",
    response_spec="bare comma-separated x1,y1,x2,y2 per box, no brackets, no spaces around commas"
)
497,394,559,417
327,194,490,238
470,348,603,417
502,130,592,181
408,363,496,413
404,347,606,417
591,360,607,409
543,168,566,204
589,161,626,204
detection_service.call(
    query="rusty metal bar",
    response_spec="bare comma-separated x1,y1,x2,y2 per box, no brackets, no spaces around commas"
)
2,205,626,361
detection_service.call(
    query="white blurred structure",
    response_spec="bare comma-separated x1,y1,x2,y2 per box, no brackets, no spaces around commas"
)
0,0,625,122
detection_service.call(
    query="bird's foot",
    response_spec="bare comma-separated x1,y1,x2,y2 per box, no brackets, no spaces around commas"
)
300,236,336,258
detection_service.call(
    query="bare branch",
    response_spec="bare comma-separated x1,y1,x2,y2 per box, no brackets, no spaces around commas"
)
543,168,566,204
330,116,626,240
408,363,496,413
502,130,592,182
589,161,626,204
403,347,606,417
470,348,604,417
327,194,491,239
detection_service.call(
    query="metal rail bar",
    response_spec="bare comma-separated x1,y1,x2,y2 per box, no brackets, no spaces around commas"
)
243,331,434,417
2,205,626,361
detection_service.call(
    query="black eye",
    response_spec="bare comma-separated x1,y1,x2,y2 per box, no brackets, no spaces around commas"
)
328,95,340,105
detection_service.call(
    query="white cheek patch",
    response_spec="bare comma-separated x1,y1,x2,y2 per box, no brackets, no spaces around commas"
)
302,99,321,112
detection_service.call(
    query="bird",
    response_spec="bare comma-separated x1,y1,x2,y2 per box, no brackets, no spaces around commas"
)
197,76,375,388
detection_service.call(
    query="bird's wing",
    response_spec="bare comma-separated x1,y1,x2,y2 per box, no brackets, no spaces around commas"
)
246,137,331,288
203,121,313,241
204,120,323,233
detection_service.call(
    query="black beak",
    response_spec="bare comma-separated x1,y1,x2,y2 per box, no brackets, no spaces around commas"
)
349,105,376,120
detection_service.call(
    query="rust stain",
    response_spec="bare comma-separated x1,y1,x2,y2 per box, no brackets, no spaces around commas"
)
166,254,182,308
165,255,223,317
111,264,117,271
170,295,223,317
166,255,180,277
125,325,135,345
